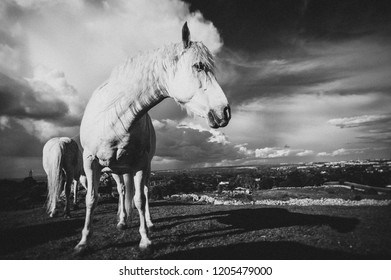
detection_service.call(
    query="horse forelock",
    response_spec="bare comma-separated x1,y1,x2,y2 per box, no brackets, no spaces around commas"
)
186,41,216,76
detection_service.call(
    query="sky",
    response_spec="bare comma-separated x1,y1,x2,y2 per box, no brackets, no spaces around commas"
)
0,0,390,178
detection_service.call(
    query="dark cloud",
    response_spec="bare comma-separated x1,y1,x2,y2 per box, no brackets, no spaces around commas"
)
216,35,391,106
0,72,70,120
328,114,391,147
187,0,306,53
187,0,391,52
0,118,43,157
301,0,391,41
154,120,242,166
188,0,391,108
149,98,188,123
328,114,391,129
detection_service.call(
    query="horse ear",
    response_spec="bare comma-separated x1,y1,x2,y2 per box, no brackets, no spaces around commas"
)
182,22,191,48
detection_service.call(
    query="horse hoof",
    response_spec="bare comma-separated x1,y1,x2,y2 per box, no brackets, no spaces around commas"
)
116,223,127,230
139,243,154,255
64,213,71,219
74,244,88,256
49,212,57,218
139,239,153,251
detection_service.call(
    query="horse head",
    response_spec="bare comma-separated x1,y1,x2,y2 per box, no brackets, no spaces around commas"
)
168,22,231,129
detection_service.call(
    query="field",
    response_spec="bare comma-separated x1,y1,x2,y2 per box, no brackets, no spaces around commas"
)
1,185,391,260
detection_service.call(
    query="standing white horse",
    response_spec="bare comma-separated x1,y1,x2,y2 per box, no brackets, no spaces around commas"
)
74,23,231,253
43,137,87,218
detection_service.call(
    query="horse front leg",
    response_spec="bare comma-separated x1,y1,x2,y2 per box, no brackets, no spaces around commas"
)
144,185,154,230
123,173,135,227
133,169,152,250
112,173,127,230
74,154,100,254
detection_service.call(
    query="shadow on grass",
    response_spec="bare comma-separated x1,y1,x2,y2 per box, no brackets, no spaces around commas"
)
158,240,391,260
216,208,359,233
151,207,363,260
155,207,359,233
0,218,84,256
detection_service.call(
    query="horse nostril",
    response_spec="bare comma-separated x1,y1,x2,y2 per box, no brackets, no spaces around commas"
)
224,105,231,121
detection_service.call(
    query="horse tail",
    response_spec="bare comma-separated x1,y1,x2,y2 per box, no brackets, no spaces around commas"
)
45,145,65,214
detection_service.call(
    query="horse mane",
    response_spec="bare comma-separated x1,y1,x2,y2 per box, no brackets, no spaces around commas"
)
109,41,215,87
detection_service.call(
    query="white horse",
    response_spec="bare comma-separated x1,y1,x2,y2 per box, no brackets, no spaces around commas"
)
74,22,231,253
43,137,87,218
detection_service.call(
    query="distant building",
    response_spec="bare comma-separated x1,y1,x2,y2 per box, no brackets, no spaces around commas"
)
233,187,250,194
23,169,36,187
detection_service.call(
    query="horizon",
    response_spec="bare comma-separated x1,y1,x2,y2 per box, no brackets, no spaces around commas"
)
2,157,389,180
1,0,391,178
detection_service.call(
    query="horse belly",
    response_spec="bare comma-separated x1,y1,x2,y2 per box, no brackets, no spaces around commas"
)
99,150,149,174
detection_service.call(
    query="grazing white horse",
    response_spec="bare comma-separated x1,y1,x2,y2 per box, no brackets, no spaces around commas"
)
43,137,87,218
74,23,231,253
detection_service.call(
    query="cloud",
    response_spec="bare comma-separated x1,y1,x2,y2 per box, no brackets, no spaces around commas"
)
0,116,11,130
255,147,291,159
217,34,391,107
0,66,85,142
178,121,231,145
1,0,391,177
296,150,314,157
0,118,43,157
0,0,223,135
251,147,314,159
328,114,391,128
152,118,321,168
152,119,242,169
327,113,391,147
1,0,223,98
0,0,224,177
317,148,364,157
0,72,69,120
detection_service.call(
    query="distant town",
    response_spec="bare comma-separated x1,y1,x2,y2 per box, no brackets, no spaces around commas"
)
138,159,391,200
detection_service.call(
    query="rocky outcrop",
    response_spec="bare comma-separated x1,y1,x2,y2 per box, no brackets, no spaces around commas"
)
167,193,391,207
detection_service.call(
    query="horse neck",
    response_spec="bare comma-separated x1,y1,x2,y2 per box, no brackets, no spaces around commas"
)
107,46,179,129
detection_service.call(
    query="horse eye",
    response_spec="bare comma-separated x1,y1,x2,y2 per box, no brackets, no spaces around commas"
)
193,62,205,72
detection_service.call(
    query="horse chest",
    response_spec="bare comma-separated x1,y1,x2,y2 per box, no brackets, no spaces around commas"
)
92,117,152,170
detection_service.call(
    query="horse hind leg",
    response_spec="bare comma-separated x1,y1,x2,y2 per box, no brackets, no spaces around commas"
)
72,179,79,210
143,164,154,231
49,172,65,218
63,173,74,218
49,205,57,218
112,173,127,230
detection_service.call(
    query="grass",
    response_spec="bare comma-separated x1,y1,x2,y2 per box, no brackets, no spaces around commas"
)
1,185,391,259
1,198,391,259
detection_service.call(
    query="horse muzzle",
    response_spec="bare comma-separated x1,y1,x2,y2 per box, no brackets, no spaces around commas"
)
207,105,231,129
